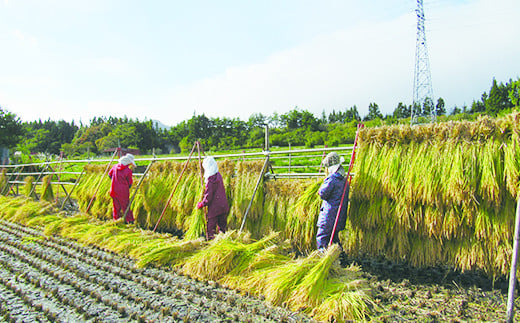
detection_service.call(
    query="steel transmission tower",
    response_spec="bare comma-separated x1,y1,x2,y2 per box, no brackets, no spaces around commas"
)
412,0,435,124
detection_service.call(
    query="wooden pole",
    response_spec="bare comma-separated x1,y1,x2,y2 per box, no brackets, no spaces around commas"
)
86,149,119,213
54,152,64,204
507,195,520,322
28,164,48,200
196,141,208,239
122,159,155,221
153,142,198,232
239,156,269,233
44,163,72,205
328,123,364,247
60,162,89,210
1,166,18,195
5,165,24,196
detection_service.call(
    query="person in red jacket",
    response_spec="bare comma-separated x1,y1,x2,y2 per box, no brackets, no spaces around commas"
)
108,153,136,224
197,156,229,240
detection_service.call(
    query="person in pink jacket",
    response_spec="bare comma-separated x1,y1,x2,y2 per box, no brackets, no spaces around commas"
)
197,156,229,240
108,153,136,223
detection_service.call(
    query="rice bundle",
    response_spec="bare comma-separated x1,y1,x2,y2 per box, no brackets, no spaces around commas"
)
228,161,265,234
0,169,7,195
285,180,322,253
183,208,206,240
181,231,279,281
288,244,342,309
347,112,520,276
40,175,54,202
312,286,372,323
253,253,321,306
23,176,35,198
135,238,205,268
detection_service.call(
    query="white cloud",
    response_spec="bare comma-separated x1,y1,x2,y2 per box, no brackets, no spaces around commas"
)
164,13,417,124
157,0,520,124
2,0,519,125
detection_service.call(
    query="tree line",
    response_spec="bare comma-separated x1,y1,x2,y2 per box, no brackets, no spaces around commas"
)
1,77,518,159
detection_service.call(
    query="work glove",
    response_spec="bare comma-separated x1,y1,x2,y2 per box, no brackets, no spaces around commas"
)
197,202,204,209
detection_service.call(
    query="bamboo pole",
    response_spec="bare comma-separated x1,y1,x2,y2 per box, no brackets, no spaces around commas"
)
1,166,18,195
328,123,364,247
122,159,155,221
196,141,208,239
29,164,49,200
153,142,198,232
46,163,72,205
54,152,64,204
239,156,269,233
507,195,520,322
4,165,24,196
86,149,119,213
60,162,90,210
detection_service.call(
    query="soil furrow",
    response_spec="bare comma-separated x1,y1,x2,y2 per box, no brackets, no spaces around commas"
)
0,219,313,323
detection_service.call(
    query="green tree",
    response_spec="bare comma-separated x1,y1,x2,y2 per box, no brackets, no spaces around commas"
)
365,102,383,121
0,107,24,148
422,98,434,116
346,105,361,121
509,78,520,107
451,106,462,115
280,108,320,131
485,78,512,115
16,128,49,154
393,102,409,119
435,98,446,116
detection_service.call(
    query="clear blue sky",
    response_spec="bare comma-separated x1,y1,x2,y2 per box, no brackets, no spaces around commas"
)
0,0,519,126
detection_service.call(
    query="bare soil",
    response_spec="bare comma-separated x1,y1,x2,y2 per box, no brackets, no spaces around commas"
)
0,219,312,323
1,213,518,322
347,255,518,322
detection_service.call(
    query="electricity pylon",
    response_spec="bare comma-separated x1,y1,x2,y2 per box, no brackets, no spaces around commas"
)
412,0,435,124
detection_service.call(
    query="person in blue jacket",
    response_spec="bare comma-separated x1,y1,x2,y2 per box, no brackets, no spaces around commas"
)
316,152,349,250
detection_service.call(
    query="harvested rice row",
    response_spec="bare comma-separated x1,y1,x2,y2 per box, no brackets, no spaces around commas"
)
0,195,373,322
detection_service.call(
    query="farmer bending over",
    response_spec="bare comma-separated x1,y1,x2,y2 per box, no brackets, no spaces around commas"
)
316,152,349,250
197,156,229,240
108,153,136,224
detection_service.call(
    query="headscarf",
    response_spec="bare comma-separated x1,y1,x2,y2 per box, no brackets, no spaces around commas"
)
322,152,345,176
202,156,219,181
119,153,136,167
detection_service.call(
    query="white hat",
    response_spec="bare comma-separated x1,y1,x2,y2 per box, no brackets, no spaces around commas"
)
322,152,344,174
119,153,136,167
202,156,218,180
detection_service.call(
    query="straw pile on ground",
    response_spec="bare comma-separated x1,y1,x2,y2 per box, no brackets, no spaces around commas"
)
0,195,373,322
345,113,520,277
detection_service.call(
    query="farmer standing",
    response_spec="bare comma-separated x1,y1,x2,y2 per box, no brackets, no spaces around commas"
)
197,156,229,240
108,153,136,224
316,152,349,250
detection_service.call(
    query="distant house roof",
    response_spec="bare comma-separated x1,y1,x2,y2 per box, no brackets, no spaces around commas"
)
104,148,141,156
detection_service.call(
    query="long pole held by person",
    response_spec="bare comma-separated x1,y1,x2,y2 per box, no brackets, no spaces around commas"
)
328,123,364,248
